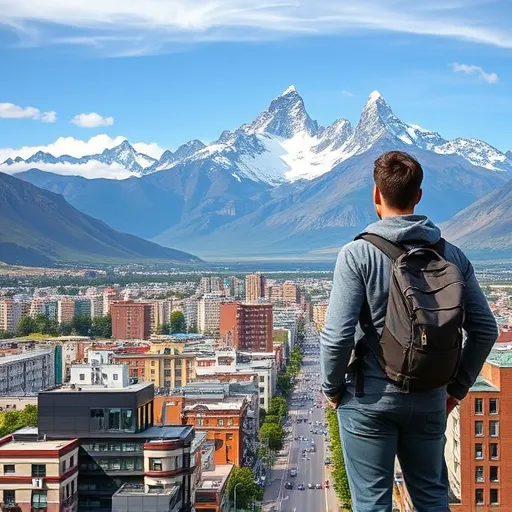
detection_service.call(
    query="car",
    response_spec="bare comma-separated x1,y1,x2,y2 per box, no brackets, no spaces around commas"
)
290,469,298,477
308,483,315,489
324,457,331,465
297,483,305,491
285,482,293,490
316,483,323,490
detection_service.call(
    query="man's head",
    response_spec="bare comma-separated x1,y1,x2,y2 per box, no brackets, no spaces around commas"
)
373,151,423,219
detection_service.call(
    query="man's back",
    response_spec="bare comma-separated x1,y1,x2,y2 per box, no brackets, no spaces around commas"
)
320,151,498,512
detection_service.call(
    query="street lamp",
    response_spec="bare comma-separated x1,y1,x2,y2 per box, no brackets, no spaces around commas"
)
234,482,243,512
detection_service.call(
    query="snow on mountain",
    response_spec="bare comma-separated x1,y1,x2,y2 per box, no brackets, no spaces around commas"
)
2,86,511,182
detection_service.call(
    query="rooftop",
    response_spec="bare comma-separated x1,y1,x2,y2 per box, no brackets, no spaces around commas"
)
470,376,499,393
0,433,76,452
197,464,233,490
0,349,53,364
184,398,245,412
486,345,512,368
113,483,180,497
43,382,153,393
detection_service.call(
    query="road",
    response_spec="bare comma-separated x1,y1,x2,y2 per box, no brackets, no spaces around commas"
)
263,324,338,512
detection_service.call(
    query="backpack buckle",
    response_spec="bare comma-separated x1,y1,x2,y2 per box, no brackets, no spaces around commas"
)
400,376,410,393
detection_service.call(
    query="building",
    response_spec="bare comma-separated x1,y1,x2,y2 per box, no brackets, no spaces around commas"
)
159,391,250,467
70,363,129,388
103,288,119,316
90,294,104,319
0,299,21,334
220,303,273,352
37,377,200,512
312,303,328,330
74,299,92,318
273,307,299,352
0,428,79,512
112,351,196,388
111,301,152,340
194,462,233,512
282,282,298,304
198,277,223,295
444,346,512,511
0,349,55,395
152,300,174,333
245,273,265,303
58,298,76,324
182,299,198,332
197,294,225,335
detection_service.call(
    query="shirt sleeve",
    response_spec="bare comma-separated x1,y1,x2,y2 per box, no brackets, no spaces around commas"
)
320,245,366,398
447,260,499,400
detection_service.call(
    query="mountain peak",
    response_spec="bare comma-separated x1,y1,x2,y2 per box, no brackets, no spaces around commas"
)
280,85,297,96
367,90,383,103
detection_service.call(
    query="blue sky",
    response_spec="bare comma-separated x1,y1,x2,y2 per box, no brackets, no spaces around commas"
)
0,0,511,159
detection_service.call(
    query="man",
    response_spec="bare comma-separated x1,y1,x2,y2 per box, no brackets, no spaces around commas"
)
320,151,498,512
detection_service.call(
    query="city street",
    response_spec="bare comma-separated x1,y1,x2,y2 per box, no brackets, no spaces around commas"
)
262,325,338,512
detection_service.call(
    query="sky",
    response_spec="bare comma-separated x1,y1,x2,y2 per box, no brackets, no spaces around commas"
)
0,0,511,161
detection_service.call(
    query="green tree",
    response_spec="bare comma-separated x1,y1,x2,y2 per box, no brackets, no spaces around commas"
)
21,405,38,427
170,310,186,334
0,330,15,339
92,314,112,338
58,321,73,336
0,405,38,437
156,322,171,335
72,314,93,336
227,467,263,510
267,396,288,419
259,422,285,452
326,407,351,508
187,323,198,334
16,316,37,336
264,415,280,424
276,371,293,396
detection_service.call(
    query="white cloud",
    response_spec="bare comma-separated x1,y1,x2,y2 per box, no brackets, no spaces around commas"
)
0,1,511,55
451,62,499,84
340,90,355,97
0,102,57,122
71,112,115,128
0,160,137,180
0,134,166,162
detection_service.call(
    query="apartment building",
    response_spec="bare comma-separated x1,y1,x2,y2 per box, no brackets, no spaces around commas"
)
245,273,265,303
182,299,199,332
0,430,79,512
282,281,298,303
197,294,225,335
37,374,200,512
74,299,91,317
312,303,328,330
445,347,512,511
0,349,55,395
219,303,273,352
111,301,152,340
0,299,21,334
198,277,223,295
58,298,76,324
89,294,104,319
112,351,196,388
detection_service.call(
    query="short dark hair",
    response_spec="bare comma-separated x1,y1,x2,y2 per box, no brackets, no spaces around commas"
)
373,151,423,210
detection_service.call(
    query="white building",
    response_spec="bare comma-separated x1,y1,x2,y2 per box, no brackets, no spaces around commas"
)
70,363,129,388
90,294,104,319
183,298,198,331
197,293,225,335
0,349,55,395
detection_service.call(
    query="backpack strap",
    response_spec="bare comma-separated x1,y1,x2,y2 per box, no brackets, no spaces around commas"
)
431,237,446,257
355,233,406,261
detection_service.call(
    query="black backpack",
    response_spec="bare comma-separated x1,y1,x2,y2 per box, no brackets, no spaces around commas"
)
353,233,465,394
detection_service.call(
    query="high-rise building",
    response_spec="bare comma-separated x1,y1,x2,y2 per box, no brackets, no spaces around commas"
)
111,301,152,340
90,294,104,319
228,277,245,299
103,287,119,315
198,277,223,295
443,347,512,512
197,294,225,335
152,300,173,333
220,303,273,352
282,281,298,303
245,273,265,303
0,298,22,333
58,297,76,324
183,298,199,331
74,298,92,317
312,303,328,330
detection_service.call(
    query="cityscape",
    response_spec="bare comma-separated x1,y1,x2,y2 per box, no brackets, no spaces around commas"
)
1,1,512,511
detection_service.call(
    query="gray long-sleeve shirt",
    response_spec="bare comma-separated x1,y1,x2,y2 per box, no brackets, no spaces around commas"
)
320,215,499,404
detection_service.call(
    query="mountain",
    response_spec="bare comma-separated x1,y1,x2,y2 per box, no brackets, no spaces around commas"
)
0,172,199,266
441,178,512,254
11,87,512,259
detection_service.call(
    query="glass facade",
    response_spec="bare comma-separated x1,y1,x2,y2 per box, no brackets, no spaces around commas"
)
89,408,136,433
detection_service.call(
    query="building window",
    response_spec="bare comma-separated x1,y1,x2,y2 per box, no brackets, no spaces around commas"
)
259,387,265,393
490,443,499,460
227,433,233,441
475,489,484,506
32,490,48,509
197,418,204,427
475,421,484,436
490,488,499,505
61,460,67,473
475,466,484,483
227,418,233,426
259,376,265,382
218,419,224,426
490,421,499,437
149,458,162,471
3,464,15,474
90,408,105,431
475,443,483,459
108,408,122,430
151,360,155,366
32,464,46,477
79,373,85,381
3,490,15,505
490,466,499,483
489,398,498,415
260,397,265,405
164,369,171,378
113,374,119,381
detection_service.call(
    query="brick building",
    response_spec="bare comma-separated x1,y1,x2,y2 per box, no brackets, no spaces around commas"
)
110,301,152,340
219,303,273,352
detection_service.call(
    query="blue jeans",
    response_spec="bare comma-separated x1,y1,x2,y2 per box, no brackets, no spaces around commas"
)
337,391,449,512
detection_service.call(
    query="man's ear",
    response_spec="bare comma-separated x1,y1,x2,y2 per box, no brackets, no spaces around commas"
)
415,188,423,206
373,185,381,205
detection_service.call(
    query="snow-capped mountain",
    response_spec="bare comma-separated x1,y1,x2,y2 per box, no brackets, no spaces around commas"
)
3,86,512,183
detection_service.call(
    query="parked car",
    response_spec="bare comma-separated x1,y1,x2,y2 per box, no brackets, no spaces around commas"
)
316,483,322,490
290,469,298,477
308,483,315,489
297,483,305,491
285,482,293,490
324,457,331,465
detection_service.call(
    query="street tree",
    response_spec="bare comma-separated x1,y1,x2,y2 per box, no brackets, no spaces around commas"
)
170,311,186,334
227,467,263,510
259,422,285,452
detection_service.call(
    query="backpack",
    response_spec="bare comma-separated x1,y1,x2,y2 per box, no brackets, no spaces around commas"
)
353,233,465,394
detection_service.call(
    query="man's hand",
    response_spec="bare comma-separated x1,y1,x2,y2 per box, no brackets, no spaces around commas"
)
325,393,341,409
446,395,460,416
